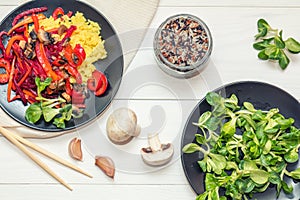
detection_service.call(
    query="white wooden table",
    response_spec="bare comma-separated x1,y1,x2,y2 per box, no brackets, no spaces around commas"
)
0,1,299,199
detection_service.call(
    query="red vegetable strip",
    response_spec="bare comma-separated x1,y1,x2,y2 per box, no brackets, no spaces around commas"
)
8,13,46,35
36,42,59,81
52,7,65,20
5,35,25,57
32,13,39,33
13,77,27,105
23,89,36,99
12,6,48,26
61,25,76,44
7,57,16,102
65,65,82,84
94,71,108,96
73,44,86,66
65,78,72,95
17,66,32,87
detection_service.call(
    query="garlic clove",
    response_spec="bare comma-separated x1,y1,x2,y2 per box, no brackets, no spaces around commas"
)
68,137,83,161
95,156,115,179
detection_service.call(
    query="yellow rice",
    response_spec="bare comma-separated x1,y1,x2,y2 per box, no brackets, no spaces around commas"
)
35,12,107,82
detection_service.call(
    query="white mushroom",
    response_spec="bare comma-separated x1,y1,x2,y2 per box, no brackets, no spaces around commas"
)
106,108,141,145
141,133,174,166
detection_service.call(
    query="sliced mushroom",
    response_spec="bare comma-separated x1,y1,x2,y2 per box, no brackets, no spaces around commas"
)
106,108,141,145
37,29,51,45
141,133,174,166
57,24,68,36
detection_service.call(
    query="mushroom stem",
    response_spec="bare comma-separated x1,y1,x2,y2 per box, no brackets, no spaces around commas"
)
148,133,162,152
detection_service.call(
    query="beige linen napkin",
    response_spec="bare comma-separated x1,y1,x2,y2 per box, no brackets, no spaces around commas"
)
0,0,160,138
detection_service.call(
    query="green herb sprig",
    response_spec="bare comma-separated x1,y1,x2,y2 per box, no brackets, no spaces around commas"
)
183,92,300,200
253,18,300,69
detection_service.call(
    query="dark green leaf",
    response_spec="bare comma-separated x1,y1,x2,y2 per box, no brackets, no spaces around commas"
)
182,143,201,153
264,45,277,56
35,77,52,95
269,48,281,60
288,168,300,180
278,50,290,70
274,35,285,49
284,148,299,163
195,134,206,144
196,192,208,200
204,116,220,131
53,116,66,129
255,28,268,40
253,38,274,50
198,159,207,172
198,111,212,125
25,103,42,124
205,173,218,191
42,107,60,122
269,172,281,185
209,153,227,171
281,181,293,194
257,19,270,29
250,169,269,184
221,118,237,137
285,37,300,53
258,50,269,60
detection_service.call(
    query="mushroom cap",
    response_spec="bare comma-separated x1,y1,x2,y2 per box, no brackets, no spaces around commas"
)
106,108,140,145
141,143,174,166
106,113,133,145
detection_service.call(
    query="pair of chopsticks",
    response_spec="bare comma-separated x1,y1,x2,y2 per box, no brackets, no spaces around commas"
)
0,126,92,191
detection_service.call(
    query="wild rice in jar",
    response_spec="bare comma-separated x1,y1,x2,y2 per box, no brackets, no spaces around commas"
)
154,14,212,78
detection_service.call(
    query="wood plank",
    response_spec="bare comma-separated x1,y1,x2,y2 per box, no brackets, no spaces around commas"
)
160,0,300,7
4,0,300,7
0,184,196,200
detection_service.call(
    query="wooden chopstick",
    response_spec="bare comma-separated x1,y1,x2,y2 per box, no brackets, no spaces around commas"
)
8,129,93,178
0,126,72,190
0,126,92,190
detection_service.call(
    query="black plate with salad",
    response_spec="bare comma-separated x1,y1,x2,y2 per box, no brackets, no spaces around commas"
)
0,0,123,131
181,81,300,200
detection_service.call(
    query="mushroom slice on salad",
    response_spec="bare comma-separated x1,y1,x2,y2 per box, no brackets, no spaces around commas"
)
141,133,174,166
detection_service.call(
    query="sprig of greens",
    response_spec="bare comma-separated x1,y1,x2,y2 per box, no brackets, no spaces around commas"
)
183,92,300,200
25,77,73,129
253,18,300,69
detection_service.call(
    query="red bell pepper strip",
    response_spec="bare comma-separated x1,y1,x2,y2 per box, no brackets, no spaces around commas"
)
36,42,60,81
73,44,86,66
87,70,103,92
32,13,39,33
8,13,46,35
52,7,64,20
65,78,72,95
65,65,82,84
12,7,48,26
95,74,108,96
52,7,73,20
61,25,76,44
5,35,26,57
64,44,76,68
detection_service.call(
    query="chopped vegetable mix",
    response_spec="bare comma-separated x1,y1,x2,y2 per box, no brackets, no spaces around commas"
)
0,7,108,128
183,92,300,200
